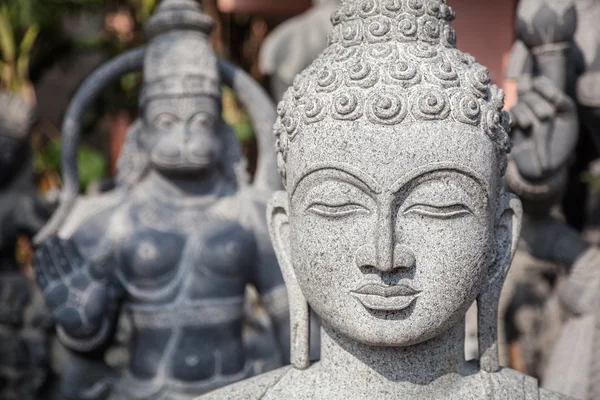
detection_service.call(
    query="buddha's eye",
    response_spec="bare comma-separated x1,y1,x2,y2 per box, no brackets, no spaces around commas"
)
403,204,472,219
152,113,179,131
306,203,369,218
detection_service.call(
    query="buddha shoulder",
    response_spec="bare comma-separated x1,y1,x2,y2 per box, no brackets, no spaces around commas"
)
197,366,293,400
198,367,573,400
483,368,574,400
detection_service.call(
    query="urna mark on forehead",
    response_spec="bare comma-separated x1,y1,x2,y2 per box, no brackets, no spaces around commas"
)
285,119,498,199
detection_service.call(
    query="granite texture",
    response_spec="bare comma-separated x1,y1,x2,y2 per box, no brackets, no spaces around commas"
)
505,0,600,395
0,92,54,400
259,0,340,102
201,0,567,398
32,1,289,399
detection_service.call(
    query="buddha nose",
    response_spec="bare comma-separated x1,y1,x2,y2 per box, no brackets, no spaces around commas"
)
355,202,416,273
355,242,416,273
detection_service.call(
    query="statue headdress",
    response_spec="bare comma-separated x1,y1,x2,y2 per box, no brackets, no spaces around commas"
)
140,0,220,104
275,0,513,374
275,0,511,187
35,0,279,244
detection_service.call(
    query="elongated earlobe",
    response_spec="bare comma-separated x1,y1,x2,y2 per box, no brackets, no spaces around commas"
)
268,191,310,369
478,192,522,372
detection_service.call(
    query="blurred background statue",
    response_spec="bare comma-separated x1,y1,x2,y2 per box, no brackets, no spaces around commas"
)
0,92,54,399
259,0,340,102
505,0,600,397
32,1,289,399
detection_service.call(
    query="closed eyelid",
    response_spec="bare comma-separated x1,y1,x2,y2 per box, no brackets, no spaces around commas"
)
305,202,370,217
402,203,474,218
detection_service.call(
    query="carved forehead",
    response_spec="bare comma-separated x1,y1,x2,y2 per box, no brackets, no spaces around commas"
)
285,119,501,193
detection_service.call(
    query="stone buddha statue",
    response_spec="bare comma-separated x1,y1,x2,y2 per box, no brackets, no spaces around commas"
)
32,1,289,399
202,0,569,398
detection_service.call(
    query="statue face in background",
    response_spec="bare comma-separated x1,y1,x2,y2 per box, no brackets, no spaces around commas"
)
143,95,223,174
283,119,501,346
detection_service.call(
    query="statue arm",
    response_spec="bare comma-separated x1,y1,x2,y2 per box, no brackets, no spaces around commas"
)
505,40,533,82
33,198,124,353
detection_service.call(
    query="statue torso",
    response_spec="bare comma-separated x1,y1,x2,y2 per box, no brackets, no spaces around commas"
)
72,182,262,397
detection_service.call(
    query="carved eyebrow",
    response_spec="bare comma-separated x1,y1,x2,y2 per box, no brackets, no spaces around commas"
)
292,162,383,197
388,162,491,199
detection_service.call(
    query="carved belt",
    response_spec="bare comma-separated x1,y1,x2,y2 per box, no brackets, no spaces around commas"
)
126,297,245,328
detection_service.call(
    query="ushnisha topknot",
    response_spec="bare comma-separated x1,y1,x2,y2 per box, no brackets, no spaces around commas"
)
274,0,511,186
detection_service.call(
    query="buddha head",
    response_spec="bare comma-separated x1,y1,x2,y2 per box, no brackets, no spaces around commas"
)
139,0,230,176
268,0,522,371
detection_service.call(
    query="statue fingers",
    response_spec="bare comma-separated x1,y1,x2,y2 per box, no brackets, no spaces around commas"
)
34,238,63,286
521,91,555,121
532,76,576,113
509,102,536,131
55,307,85,334
59,238,87,273
33,248,51,290
44,282,70,310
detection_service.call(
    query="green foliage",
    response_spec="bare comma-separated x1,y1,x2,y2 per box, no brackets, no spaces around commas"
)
34,138,108,191
0,4,39,93
4,0,103,31
582,171,600,194
130,0,159,25
222,87,255,144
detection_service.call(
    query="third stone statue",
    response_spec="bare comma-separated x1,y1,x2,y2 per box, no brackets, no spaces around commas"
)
203,0,569,398
32,0,290,399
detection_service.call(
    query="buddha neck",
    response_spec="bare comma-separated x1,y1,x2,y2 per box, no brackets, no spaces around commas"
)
319,319,475,391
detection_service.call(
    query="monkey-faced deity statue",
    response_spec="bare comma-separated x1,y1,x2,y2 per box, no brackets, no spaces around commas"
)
202,0,568,399
32,1,289,399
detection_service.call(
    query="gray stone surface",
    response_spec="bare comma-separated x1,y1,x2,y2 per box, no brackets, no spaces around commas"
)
505,0,600,395
259,0,340,102
0,92,54,400
201,0,567,398
32,1,289,399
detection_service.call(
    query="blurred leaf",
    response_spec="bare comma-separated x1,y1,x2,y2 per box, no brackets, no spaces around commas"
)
34,138,108,191
0,6,15,64
222,86,255,144
131,0,159,24
583,172,600,194
78,144,108,190
16,25,38,84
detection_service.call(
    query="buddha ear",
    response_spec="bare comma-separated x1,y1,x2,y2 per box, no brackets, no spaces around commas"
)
479,191,522,372
492,192,523,282
268,191,294,284
267,191,310,369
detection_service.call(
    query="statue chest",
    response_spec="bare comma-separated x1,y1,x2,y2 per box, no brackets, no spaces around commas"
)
115,203,256,301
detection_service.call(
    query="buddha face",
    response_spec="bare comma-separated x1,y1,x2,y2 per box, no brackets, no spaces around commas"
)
270,119,521,346
143,95,223,175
